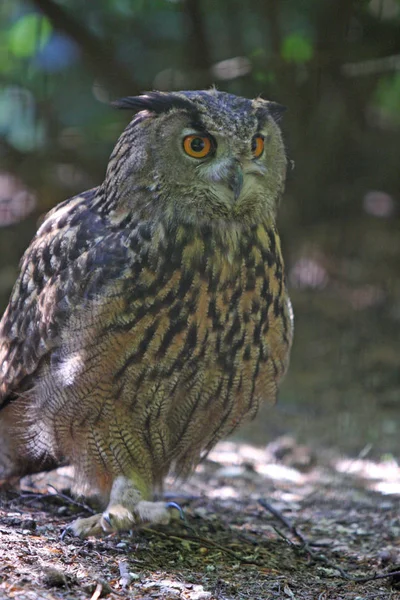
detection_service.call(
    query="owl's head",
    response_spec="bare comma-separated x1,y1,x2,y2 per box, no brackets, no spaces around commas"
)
105,89,287,227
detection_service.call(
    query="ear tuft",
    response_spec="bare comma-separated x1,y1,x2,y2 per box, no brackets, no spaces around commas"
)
267,101,287,123
111,92,196,115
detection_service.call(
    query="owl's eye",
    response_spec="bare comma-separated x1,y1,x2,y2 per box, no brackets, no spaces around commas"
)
183,135,213,159
251,135,264,158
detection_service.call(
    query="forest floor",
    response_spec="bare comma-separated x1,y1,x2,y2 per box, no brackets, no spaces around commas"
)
1,437,400,600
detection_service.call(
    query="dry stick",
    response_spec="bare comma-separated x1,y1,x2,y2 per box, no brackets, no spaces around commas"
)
20,485,95,514
350,570,400,584
118,561,132,589
47,484,96,514
90,582,103,600
258,498,400,584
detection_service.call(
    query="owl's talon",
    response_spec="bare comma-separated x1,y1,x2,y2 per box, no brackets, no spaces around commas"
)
100,505,135,532
102,512,112,527
67,513,104,538
166,501,185,520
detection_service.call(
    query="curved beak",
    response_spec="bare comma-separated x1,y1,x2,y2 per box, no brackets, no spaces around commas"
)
228,161,244,201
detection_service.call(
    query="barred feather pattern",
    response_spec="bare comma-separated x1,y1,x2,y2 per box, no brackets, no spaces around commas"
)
0,193,292,490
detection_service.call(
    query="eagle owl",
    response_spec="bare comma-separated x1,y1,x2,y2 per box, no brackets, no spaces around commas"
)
0,90,293,537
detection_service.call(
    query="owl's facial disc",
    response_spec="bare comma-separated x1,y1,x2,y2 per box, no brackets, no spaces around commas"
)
181,128,260,204
179,120,275,209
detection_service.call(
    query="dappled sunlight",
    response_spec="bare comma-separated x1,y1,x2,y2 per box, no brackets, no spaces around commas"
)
207,440,271,466
207,440,308,485
208,486,239,499
207,439,400,501
207,440,304,483
255,463,304,484
335,457,400,496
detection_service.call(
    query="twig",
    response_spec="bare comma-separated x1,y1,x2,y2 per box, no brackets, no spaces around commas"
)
20,485,95,514
259,498,400,584
272,526,297,547
259,499,308,545
47,484,96,514
337,569,400,585
118,561,132,588
90,582,103,600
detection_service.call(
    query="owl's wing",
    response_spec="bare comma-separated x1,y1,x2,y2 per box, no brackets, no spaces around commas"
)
0,188,131,407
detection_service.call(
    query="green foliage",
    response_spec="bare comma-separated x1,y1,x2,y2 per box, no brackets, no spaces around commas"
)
375,73,400,123
281,33,313,64
0,35,12,73
8,13,52,58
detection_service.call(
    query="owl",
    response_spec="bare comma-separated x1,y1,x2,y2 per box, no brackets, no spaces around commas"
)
0,90,293,537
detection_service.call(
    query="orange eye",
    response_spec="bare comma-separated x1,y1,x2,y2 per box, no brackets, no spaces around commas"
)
251,135,264,158
183,135,213,158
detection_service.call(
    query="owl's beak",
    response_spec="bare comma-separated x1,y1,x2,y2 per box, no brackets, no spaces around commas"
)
228,161,244,201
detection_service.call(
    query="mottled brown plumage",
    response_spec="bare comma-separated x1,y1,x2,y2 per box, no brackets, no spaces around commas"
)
0,90,293,536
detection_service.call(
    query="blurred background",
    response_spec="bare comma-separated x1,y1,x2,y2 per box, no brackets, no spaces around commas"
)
0,0,399,461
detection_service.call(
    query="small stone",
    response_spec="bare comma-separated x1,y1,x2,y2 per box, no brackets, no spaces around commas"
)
215,465,246,478
188,592,212,600
159,587,180,598
42,567,68,588
22,519,36,530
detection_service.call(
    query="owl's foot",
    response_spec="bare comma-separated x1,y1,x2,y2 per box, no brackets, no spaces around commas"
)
68,500,172,538
68,513,104,538
67,475,179,538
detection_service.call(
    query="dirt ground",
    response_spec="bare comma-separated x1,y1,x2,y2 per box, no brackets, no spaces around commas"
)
1,438,400,600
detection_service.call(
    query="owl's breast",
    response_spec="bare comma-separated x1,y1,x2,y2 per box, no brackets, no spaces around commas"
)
40,223,293,476
182,249,292,413
107,223,293,467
